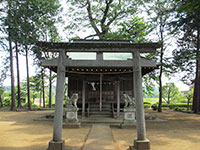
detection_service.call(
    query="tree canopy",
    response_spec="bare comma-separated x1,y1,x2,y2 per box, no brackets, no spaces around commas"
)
170,0,200,112
65,0,150,39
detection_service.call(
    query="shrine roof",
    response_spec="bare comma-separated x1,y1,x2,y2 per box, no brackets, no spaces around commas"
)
36,39,161,53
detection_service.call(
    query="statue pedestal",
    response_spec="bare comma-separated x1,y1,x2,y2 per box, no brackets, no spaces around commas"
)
121,107,136,128
63,106,80,128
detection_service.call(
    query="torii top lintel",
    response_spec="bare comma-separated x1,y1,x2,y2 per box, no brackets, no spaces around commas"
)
36,40,161,53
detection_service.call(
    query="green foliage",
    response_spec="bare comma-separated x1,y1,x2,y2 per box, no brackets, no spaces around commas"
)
20,82,29,101
144,104,151,108
20,73,48,105
171,37,196,85
23,102,39,108
142,72,158,97
2,97,11,107
103,16,152,42
144,98,159,104
65,0,148,39
144,0,175,112
169,1,200,113
152,103,158,110
152,102,192,111
0,87,5,95
173,106,183,111
162,83,181,104
0,57,10,86
170,0,200,84
4,0,62,45
144,102,152,108
183,89,193,102
144,102,151,105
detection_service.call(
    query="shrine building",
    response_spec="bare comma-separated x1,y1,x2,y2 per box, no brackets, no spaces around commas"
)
37,39,161,150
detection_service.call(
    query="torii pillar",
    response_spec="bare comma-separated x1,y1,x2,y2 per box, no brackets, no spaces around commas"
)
48,50,66,150
132,50,150,150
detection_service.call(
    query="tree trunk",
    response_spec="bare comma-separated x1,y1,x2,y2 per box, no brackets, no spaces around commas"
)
49,70,52,108
193,61,198,112
9,40,16,111
0,95,3,107
25,45,31,110
42,70,45,108
193,61,200,113
33,97,35,104
158,69,163,112
167,87,171,104
40,91,42,107
193,29,200,113
15,41,21,108
158,19,164,112
187,97,190,111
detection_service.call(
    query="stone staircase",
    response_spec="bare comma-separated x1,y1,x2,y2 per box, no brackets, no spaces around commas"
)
87,102,113,117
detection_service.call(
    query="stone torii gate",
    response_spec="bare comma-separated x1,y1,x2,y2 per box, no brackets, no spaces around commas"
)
37,40,160,150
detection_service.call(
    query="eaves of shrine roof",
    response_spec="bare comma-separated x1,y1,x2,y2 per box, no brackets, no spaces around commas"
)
36,40,161,53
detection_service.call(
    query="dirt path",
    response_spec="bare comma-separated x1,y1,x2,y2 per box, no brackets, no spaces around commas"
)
83,124,116,150
1,109,200,150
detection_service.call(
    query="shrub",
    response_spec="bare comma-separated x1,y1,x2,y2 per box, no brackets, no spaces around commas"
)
3,97,11,107
173,107,183,111
144,102,151,104
168,103,192,109
32,104,39,108
144,103,151,108
152,103,158,110
151,103,192,111
23,102,33,108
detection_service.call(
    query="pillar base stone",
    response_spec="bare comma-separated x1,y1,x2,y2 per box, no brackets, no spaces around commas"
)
48,140,65,150
129,139,150,150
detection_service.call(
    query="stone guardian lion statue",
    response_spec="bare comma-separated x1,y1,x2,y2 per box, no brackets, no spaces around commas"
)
123,94,136,108
66,93,78,108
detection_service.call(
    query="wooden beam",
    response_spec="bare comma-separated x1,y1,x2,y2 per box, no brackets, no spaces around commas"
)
42,58,157,68
40,47,157,53
36,41,161,53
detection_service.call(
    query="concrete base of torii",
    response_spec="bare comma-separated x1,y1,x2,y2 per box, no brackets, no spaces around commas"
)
48,140,65,150
129,139,150,150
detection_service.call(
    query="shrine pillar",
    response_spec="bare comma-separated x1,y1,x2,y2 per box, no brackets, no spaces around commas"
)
117,81,120,117
48,50,66,150
82,80,86,117
133,50,150,150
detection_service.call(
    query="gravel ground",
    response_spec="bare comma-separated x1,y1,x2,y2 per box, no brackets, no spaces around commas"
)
0,109,200,150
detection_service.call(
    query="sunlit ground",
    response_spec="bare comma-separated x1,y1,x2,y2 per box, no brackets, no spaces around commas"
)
0,109,200,150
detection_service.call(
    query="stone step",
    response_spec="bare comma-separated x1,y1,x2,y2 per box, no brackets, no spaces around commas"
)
89,115,112,118
80,117,121,125
89,107,111,111
89,111,112,115
89,104,111,108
